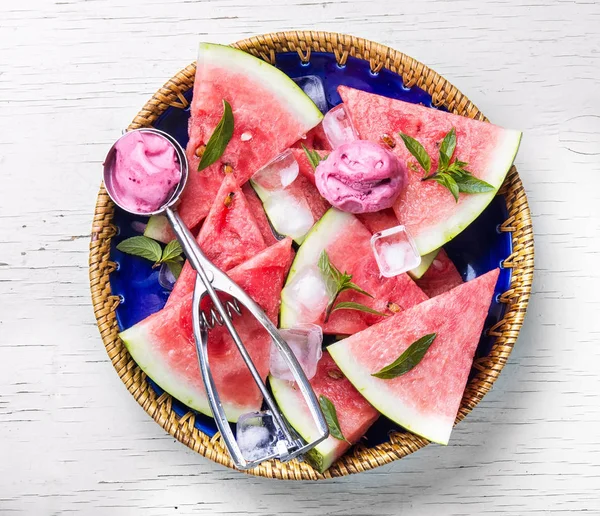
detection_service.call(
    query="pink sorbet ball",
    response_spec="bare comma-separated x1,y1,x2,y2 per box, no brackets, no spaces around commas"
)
314,140,407,213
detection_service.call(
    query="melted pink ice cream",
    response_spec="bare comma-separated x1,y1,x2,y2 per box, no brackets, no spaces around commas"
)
314,140,406,213
110,131,181,213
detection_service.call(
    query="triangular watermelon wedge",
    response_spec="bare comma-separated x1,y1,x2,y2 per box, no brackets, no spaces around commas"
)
280,208,428,335
339,86,522,255
120,238,294,422
270,352,379,473
328,268,499,444
145,43,323,242
242,183,278,246
416,248,463,297
166,174,267,308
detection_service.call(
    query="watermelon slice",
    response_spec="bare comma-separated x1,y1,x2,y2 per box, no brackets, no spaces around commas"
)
356,208,398,235
291,124,332,151
242,183,278,246
165,174,267,308
251,153,329,242
328,268,500,445
120,238,294,422
416,248,463,297
290,147,329,187
270,352,379,473
280,208,428,335
144,43,323,242
339,86,522,255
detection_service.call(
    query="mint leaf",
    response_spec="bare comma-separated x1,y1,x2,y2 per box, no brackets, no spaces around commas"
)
165,259,183,279
332,301,388,317
161,239,183,263
318,250,341,296
453,174,495,194
117,236,162,263
319,395,349,442
371,333,437,379
318,250,374,322
341,281,374,299
399,132,431,173
301,144,328,170
438,127,456,171
436,174,460,202
198,99,234,172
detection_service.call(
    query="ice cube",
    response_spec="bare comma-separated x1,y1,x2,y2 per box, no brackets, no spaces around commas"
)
371,225,421,277
263,192,314,241
270,324,324,381
251,150,299,192
293,75,328,114
281,265,329,322
236,411,283,463
158,262,177,290
322,104,358,148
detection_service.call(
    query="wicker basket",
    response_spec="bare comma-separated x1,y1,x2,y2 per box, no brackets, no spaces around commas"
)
89,31,534,480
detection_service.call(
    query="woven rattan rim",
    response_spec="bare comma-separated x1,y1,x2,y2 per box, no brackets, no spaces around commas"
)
89,31,534,480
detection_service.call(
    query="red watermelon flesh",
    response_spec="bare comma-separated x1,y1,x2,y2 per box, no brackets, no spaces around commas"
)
328,268,500,445
291,123,332,151
166,174,267,308
339,86,522,256
356,208,398,235
270,352,379,472
280,208,428,335
416,248,463,297
120,238,294,422
290,147,330,187
144,44,323,243
242,183,278,246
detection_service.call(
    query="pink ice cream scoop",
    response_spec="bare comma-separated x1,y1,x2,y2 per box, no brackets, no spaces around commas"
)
314,140,407,213
109,131,181,214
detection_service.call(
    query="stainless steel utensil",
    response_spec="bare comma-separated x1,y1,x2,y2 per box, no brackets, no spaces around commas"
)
103,128,329,469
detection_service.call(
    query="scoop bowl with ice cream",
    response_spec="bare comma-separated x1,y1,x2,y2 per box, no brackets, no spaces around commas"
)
314,140,407,214
102,128,329,471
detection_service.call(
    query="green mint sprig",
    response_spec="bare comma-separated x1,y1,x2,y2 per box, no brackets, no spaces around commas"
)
371,333,437,379
318,250,387,322
117,236,184,279
399,128,494,202
301,144,328,170
319,395,349,442
198,99,234,172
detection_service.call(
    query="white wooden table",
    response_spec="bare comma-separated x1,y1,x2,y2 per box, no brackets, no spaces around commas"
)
1,0,599,513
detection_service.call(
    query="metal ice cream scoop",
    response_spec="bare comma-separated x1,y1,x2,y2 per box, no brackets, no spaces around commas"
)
103,128,328,470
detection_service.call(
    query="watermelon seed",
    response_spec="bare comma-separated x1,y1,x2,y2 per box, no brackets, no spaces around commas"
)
327,368,344,380
222,163,234,175
381,134,396,148
387,302,401,313
240,131,253,141
195,144,206,158
223,192,235,208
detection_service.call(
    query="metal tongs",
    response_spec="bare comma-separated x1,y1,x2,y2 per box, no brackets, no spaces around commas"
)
104,128,329,470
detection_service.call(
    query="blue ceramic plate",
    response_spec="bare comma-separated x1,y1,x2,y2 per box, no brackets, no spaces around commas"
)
109,52,512,446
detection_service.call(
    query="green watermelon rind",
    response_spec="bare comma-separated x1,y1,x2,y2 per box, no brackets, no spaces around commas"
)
269,375,341,473
279,208,355,329
414,130,522,256
120,324,248,422
145,42,323,243
408,248,439,280
144,215,171,243
328,340,452,445
197,43,323,127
